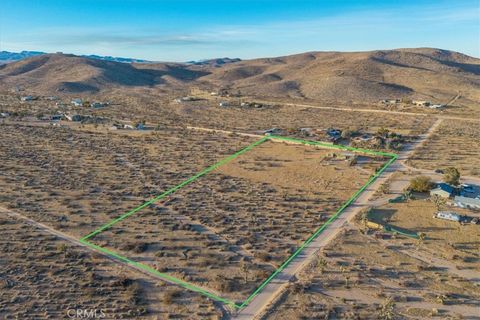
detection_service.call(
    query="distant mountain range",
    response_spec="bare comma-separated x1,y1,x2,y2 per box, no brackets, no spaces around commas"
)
0,51,46,64
186,58,242,67
0,48,478,105
0,51,153,64
0,51,242,66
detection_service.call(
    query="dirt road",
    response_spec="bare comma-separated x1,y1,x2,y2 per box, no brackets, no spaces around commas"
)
257,100,480,122
233,118,448,320
0,206,228,307
3,118,476,319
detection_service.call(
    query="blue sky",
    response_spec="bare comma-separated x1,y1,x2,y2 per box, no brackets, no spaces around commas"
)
1,0,479,61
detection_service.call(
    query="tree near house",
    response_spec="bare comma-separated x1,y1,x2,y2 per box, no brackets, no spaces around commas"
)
376,127,390,138
341,129,353,139
431,194,447,210
443,167,460,186
409,176,434,192
402,188,412,201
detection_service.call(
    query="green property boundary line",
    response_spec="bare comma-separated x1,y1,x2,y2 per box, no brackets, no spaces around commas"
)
79,134,398,310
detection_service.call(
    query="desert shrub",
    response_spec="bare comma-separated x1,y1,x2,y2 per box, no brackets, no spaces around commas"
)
212,275,238,293
126,282,143,306
290,282,305,294
121,242,148,253
409,176,433,192
256,251,271,262
341,130,353,139
163,288,182,305
56,243,68,253
113,276,134,288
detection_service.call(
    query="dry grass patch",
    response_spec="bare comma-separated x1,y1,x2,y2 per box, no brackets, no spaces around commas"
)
0,216,222,319
88,140,387,302
0,123,254,237
264,228,480,320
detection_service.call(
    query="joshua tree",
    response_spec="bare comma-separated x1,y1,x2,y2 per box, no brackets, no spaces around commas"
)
359,206,371,228
379,297,396,320
431,194,446,211
339,266,350,288
402,188,412,201
416,232,426,248
316,257,328,274
436,294,447,305
344,274,350,288
379,182,390,194
377,127,390,138
443,167,460,186
240,262,249,284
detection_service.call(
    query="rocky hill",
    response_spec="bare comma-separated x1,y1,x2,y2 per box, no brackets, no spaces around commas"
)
1,48,478,104
203,48,480,103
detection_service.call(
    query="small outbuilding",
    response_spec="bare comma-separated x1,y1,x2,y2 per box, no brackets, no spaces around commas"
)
429,104,445,109
219,101,230,107
90,102,105,109
21,96,36,101
434,211,463,222
65,114,83,122
71,98,83,107
262,128,282,135
430,183,455,198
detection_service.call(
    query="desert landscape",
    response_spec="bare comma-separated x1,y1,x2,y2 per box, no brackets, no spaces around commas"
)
0,46,479,318
0,214,224,319
86,140,387,303
1,2,479,318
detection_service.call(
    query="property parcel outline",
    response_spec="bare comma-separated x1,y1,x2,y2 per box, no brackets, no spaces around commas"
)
79,134,398,309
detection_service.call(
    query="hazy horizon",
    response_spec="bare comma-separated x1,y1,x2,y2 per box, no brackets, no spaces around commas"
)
1,0,479,61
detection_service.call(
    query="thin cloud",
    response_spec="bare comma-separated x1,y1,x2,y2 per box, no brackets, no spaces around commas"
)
2,1,477,60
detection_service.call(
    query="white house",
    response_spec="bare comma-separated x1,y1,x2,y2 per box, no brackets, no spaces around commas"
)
429,104,445,109
71,98,83,107
21,96,35,101
219,101,229,107
65,114,82,122
262,128,282,135
90,102,105,109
